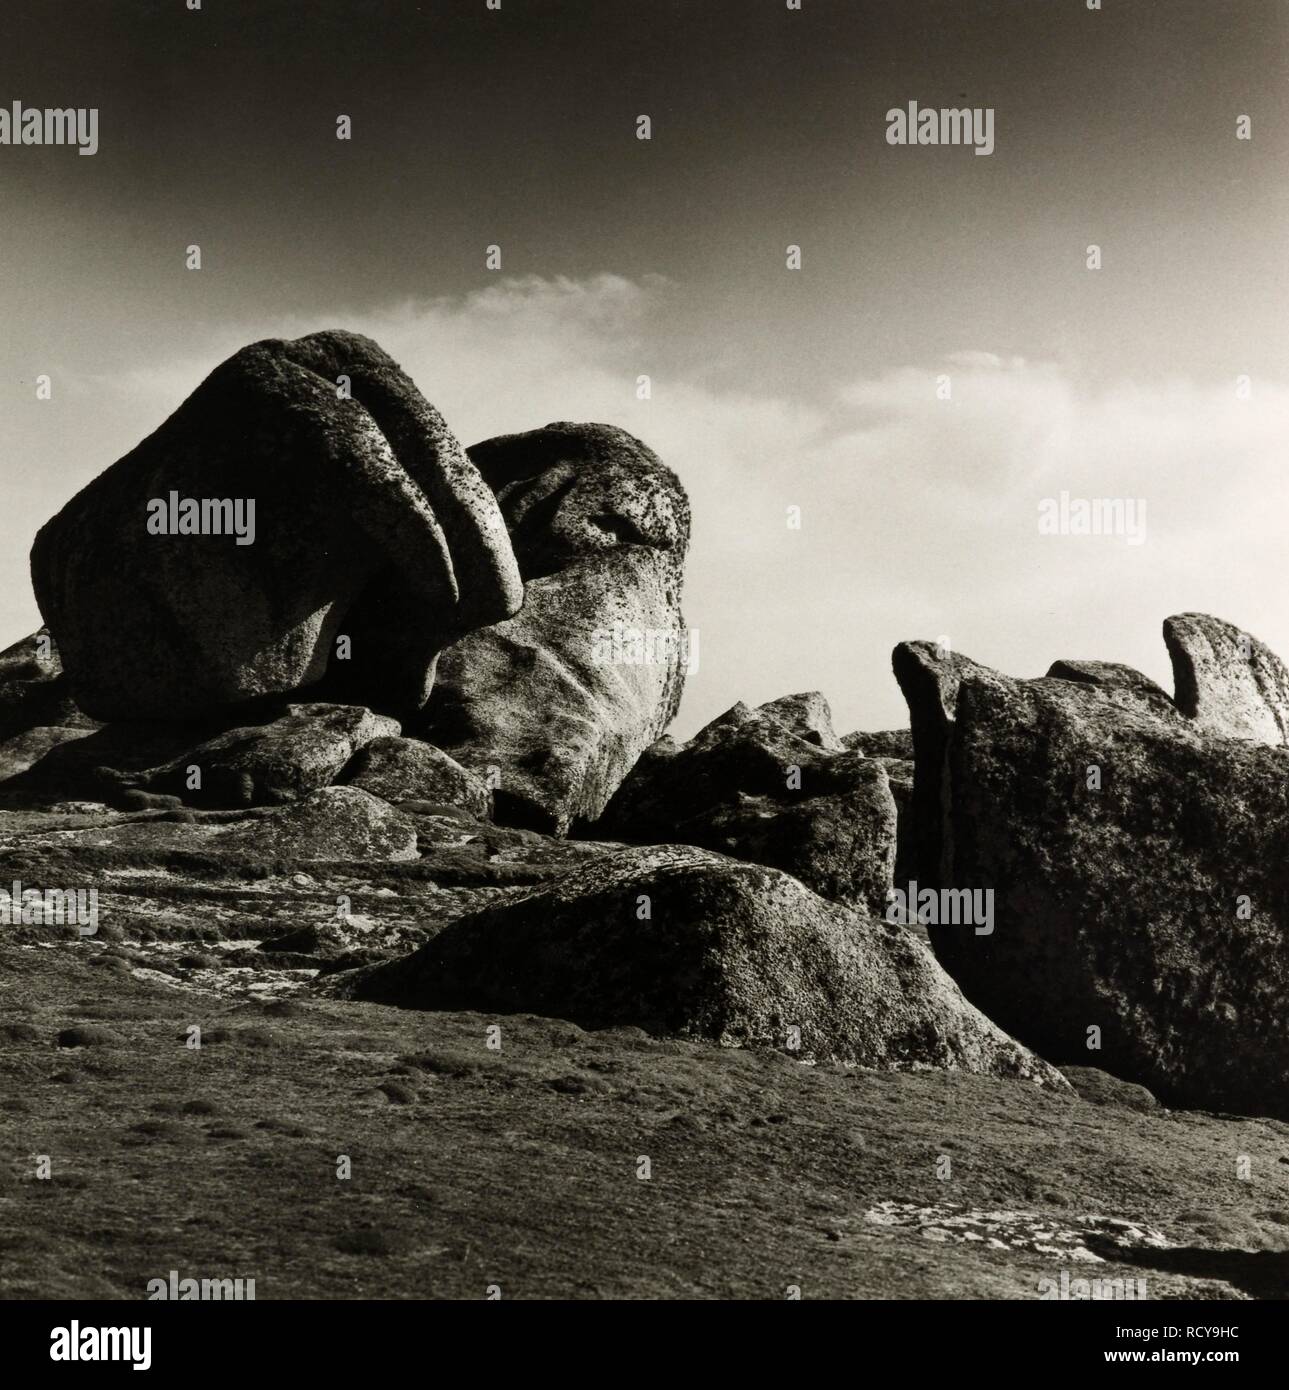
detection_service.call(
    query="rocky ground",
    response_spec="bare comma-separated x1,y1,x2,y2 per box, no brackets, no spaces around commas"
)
8,334,1289,1301
3,807,1289,1301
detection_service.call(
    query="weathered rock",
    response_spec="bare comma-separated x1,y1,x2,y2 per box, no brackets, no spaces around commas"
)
842,728,914,759
756,692,844,749
598,699,896,911
872,756,915,884
0,726,97,783
258,922,356,958
1164,612,1289,745
912,671,1289,1119
341,844,1065,1084
891,642,1018,889
212,787,418,861
0,628,58,687
119,789,185,812
1045,659,1176,716
1059,1067,1160,1114
101,704,400,807
892,640,1173,885
470,422,689,578
0,784,417,861
344,736,490,819
31,331,522,722
426,423,690,833
0,720,196,809
0,629,97,740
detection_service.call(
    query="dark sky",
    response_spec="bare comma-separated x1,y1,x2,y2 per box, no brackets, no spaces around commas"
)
7,0,1285,386
3,0,1287,735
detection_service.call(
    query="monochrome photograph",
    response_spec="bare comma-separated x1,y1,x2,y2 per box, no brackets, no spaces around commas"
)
0,0,1283,1360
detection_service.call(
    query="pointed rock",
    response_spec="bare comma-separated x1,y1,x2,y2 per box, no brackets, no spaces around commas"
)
891,641,1016,885
1163,612,1289,745
755,691,844,749
344,736,490,819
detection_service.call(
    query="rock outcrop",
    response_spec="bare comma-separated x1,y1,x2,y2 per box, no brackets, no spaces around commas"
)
95,703,401,808
0,726,97,783
31,331,522,723
1163,612,1289,745
1045,659,1176,716
898,661,1289,1119
0,629,96,741
755,691,845,749
598,696,895,911
212,786,418,860
343,736,490,819
341,843,1066,1085
842,728,913,759
426,423,690,833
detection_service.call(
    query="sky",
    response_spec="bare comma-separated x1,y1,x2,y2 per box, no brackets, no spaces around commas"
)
2,0,1287,738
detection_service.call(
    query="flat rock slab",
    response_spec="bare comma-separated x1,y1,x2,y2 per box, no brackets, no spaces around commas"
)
1,786,418,863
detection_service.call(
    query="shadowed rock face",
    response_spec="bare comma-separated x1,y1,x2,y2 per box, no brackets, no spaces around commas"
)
891,642,1016,890
31,331,522,723
470,422,689,580
341,842,1067,1085
426,422,690,834
1164,612,1289,745
94,704,402,808
598,696,896,912
897,660,1289,1119
0,629,96,741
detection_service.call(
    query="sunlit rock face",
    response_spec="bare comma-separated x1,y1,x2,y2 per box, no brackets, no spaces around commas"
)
426,422,691,834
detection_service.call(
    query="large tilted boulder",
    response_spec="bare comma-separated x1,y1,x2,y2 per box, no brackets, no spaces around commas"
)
894,639,1186,884
340,843,1065,1084
598,695,895,911
1163,612,1289,745
426,423,690,833
896,644,1289,1119
31,331,522,723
